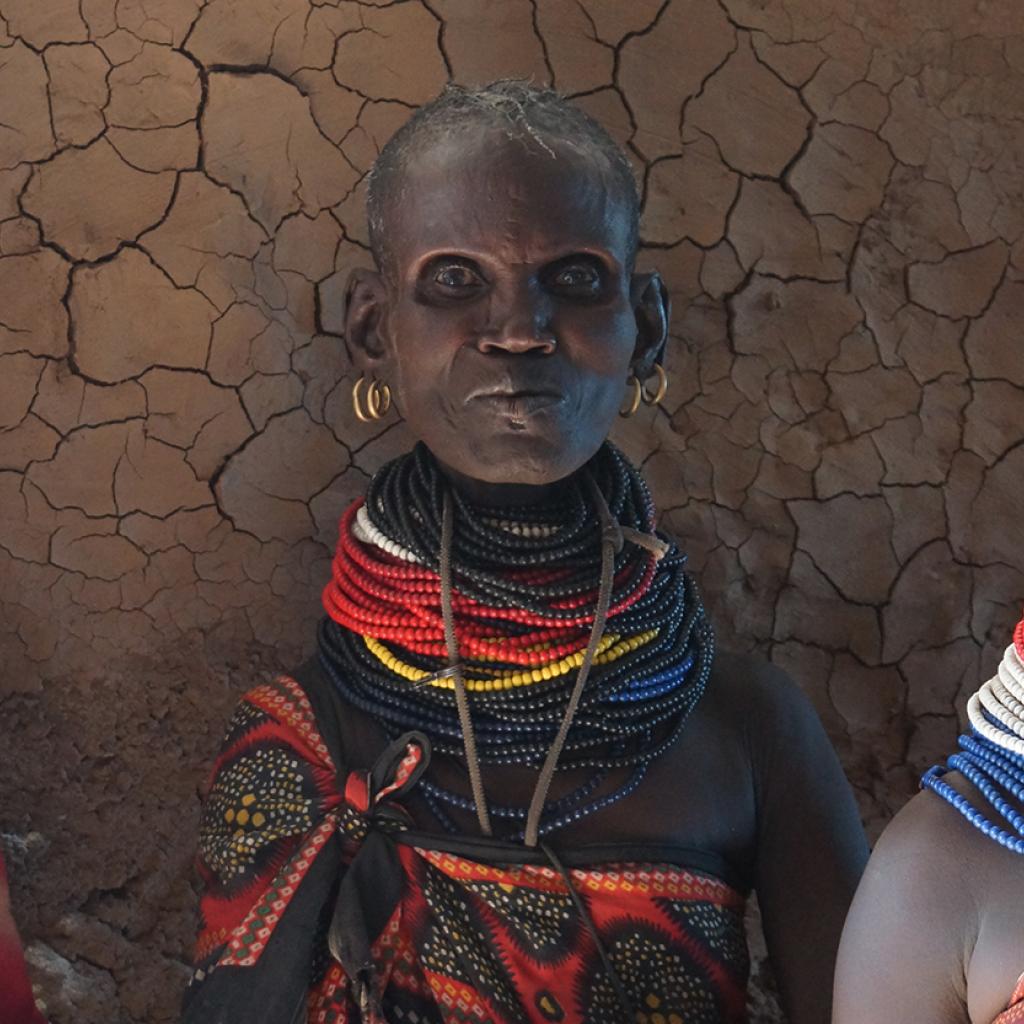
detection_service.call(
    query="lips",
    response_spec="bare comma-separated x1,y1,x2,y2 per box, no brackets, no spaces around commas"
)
468,381,565,415
478,392,565,415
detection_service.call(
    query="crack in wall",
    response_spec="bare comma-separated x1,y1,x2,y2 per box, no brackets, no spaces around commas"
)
1,0,1023,1020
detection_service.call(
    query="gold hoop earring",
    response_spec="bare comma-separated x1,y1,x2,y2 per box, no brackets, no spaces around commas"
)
641,364,669,406
368,378,391,419
619,376,642,418
352,376,392,422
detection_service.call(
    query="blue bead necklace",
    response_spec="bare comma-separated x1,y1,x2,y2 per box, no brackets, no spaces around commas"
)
922,726,1024,855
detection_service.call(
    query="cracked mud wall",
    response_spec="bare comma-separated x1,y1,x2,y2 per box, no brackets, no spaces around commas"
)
0,0,1022,1020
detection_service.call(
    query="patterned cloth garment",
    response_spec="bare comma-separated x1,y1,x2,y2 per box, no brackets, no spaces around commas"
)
184,674,750,1024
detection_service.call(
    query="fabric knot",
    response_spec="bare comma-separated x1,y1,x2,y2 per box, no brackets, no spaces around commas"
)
329,730,433,1019
343,731,431,818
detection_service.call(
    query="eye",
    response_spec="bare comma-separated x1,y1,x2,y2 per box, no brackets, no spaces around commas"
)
432,262,484,290
548,260,603,295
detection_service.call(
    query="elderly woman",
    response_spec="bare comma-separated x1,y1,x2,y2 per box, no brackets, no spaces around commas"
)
834,615,1024,1024
183,82,867,1024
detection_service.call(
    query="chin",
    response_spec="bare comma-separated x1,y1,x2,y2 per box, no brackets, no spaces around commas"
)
459,432,603,487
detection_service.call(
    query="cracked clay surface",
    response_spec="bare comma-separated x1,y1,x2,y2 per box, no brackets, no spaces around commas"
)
0,1,1023,1020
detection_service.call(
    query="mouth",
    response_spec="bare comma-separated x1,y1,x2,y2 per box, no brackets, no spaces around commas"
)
469,389,566,416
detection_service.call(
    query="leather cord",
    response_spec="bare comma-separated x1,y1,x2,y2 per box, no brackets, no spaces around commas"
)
540,839,636,1021
441,489,493,836
523,475,618,848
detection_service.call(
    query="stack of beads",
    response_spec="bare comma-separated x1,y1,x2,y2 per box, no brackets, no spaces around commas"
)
318,442,713,838
922,614,1024,855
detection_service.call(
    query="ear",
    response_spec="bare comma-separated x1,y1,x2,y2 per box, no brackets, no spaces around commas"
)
628,270,670,378
343,267,390,373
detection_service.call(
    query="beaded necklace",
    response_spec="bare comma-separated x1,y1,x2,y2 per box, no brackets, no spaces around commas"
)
318,442,714,842
922,617,1024,855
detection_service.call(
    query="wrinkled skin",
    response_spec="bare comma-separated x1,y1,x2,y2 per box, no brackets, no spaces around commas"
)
344,128,666,505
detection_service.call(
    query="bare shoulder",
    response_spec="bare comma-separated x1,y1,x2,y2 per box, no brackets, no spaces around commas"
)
704,648,820,734
702,649,837,790
833,786,979,1024
701,648,866,852
705,654,867,1024
862,785,980,910
868,777,1024,910
706,648,799,697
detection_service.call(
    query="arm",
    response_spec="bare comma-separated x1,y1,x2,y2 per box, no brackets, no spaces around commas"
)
746,664,869,1024
832,789,975,1024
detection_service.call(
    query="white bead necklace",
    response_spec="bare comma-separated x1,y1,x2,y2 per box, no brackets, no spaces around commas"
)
967,640,1024,757
479,516,559,539
354,505,422,564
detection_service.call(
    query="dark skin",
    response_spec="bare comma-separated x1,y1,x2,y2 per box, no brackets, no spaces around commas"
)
343,126,868,1023
346,129,664,504
834,773,1024,1023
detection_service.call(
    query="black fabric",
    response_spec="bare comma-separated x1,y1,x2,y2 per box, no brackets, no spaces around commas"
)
295,657,349,786
326,729,431,1016
181,829,343,1024
327,828,404,1020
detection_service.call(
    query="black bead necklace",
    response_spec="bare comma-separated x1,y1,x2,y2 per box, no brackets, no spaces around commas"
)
318,442,714,839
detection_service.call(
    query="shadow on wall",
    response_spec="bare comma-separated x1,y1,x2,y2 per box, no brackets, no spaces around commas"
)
0,0,1022,1020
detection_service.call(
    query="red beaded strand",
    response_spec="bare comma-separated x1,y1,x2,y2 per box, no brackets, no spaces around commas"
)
322,498,658,666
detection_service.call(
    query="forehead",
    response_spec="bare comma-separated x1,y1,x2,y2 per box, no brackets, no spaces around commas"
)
385,129,633,266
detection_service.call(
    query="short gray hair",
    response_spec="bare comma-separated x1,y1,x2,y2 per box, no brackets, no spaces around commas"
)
365,80,640,276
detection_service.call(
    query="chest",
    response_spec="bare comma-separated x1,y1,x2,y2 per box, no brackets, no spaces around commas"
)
968,878,1024,1024
338,693,759,881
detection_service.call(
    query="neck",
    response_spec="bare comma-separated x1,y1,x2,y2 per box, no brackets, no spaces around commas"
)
433,456,582,509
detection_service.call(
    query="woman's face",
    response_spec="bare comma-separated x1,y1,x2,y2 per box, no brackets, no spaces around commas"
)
352,128,665,501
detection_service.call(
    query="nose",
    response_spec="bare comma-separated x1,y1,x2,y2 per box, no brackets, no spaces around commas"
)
477,282,556,355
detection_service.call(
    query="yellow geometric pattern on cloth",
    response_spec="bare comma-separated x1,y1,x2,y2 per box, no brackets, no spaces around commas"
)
419,866,523,1016
200,745,315,881
636,992,686,1024
459,876,578,952
575,866,735,901
585,928,719,1024
426,969,503,1019
220,815,339,970
363,628,659,691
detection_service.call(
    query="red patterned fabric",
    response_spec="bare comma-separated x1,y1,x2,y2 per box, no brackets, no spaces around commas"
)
191,675,749,1023
192,678,344,967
